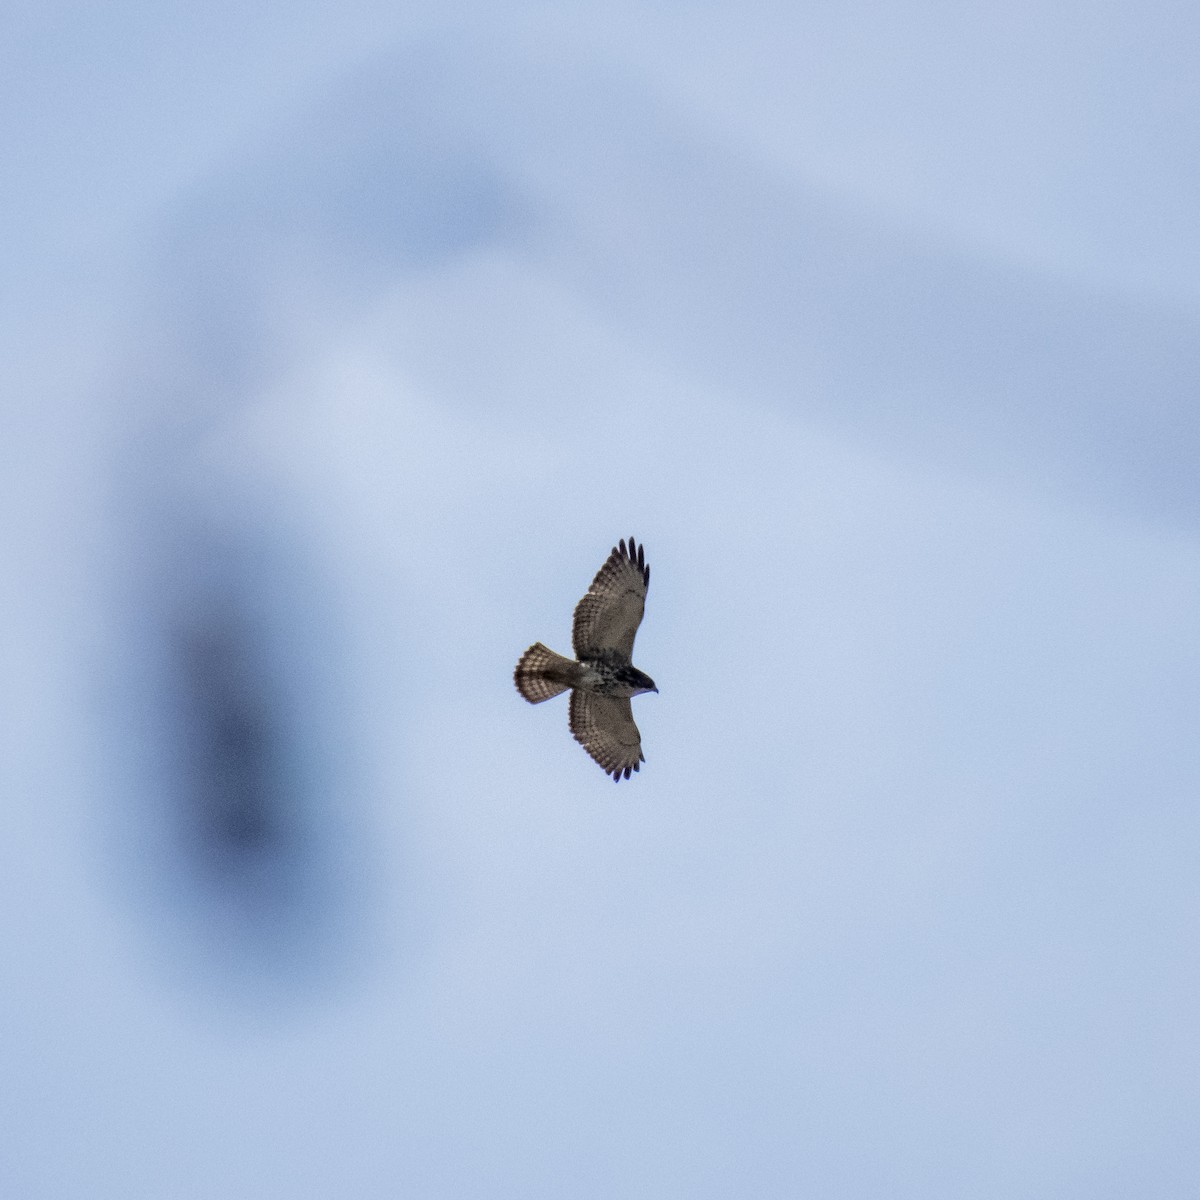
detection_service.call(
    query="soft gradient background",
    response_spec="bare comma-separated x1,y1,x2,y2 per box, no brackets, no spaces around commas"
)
4,3,1199,1196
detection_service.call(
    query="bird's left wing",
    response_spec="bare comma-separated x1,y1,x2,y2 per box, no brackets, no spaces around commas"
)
569,690,645,781
572,537,649,661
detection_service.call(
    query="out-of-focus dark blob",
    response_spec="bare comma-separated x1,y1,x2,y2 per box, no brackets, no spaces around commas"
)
173,611,291,870
115,522,372,1006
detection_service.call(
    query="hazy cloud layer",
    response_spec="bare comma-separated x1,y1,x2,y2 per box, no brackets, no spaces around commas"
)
3,11,1198,1199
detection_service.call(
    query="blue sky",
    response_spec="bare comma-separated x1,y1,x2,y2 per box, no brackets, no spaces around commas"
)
3,3,1199,1196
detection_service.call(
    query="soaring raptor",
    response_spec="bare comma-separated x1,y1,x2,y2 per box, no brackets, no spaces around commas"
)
514,538,657,781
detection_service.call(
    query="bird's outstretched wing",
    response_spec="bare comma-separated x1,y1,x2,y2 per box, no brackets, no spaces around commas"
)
572,537,649,661
569,690,645,781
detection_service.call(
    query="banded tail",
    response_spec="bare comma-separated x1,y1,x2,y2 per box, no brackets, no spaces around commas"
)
514,642,582,704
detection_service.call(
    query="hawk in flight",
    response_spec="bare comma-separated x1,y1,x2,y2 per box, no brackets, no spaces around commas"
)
515,537,657,781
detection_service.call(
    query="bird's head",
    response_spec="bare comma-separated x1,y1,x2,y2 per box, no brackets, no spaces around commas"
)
629,668,658,696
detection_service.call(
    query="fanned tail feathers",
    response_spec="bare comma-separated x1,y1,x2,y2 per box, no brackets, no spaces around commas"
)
514,642,581,704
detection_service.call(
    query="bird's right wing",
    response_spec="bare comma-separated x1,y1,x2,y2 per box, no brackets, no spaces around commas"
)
572,537,649,661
